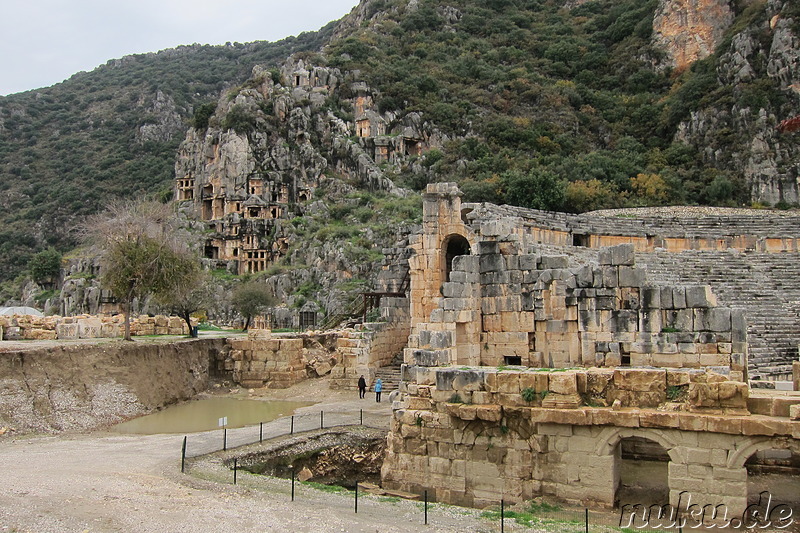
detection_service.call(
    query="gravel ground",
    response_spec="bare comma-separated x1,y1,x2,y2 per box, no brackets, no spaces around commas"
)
0,378,536,533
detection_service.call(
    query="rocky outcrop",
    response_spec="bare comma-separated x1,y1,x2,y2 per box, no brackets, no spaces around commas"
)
653,0,734,71
672,0,800,206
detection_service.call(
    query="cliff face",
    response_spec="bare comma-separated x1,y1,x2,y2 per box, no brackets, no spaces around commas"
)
673,0,800,205
653,0,735,71
172,57,433,310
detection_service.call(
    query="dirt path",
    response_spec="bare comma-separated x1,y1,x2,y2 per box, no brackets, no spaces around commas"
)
0,379,510,533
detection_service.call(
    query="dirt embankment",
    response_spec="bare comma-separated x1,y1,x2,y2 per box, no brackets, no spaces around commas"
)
0,338,226,433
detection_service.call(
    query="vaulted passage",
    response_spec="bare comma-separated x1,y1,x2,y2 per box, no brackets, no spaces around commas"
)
745,448,800,527
442,234,470,283
614,437,670,508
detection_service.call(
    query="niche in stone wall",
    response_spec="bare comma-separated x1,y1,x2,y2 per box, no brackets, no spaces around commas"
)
442,234,471,283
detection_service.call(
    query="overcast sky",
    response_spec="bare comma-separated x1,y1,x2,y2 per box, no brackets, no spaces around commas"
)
0,0,360,96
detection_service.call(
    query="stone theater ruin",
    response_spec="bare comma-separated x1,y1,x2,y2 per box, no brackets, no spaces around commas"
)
379,183,800,516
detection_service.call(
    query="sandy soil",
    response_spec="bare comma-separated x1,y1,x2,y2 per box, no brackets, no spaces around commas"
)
0,378,511,533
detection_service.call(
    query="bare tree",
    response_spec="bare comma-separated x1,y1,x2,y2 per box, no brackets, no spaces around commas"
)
157,270,213,336
84,200,202,340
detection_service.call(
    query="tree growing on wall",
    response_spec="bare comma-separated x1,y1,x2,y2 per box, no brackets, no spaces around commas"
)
85,200,202,340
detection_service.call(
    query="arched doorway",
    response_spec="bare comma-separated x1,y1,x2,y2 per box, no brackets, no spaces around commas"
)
744,448,800,528
442,234,471,283
615,436,671,509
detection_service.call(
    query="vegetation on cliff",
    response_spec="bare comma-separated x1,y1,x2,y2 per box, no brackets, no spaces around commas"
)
1,0,798,298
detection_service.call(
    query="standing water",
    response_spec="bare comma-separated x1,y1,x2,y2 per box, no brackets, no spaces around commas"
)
111,398,313,434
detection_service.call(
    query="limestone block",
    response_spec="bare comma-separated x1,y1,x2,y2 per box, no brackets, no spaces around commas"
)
539,255,569,269
790,404,800,420
599,244,634,266
617,266,645,287
56,323,79,339
667,369,691,386
591,409,639,427
672,287,687,309
600,267,618,288
476,405,502,422
613,368,666,392
685,285,717,308
694,308,731,332
688,382,719,408
717,381,748,409
519,372,548,393
639,411,680,428
548,372,578,395
78,318,102,339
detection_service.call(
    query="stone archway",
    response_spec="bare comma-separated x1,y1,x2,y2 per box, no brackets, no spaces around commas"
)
594,427,680,510
442,233,471,283
615,436,671,508
732,438,800,526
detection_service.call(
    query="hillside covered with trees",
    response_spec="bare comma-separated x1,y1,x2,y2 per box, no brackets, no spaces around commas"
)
1,0,798,297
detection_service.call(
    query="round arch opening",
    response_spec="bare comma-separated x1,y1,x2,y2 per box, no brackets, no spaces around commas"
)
614,436,671,509
744,447,800,527
442,234,471,283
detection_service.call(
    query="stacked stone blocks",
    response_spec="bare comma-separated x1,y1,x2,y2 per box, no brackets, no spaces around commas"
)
0,314,191,340
382,367,800,511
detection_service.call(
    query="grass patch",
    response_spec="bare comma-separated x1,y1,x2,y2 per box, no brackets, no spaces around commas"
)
300,481,350,494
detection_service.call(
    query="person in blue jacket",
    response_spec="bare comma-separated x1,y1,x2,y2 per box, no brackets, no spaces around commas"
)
375,378,383,402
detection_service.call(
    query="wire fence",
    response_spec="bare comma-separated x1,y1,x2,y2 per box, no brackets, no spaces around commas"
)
179,412,789,532
182,408,390,459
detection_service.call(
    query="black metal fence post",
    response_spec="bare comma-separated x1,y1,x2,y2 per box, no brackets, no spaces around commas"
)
291,415,294,434
181,436,187,473
424,490,428,525
360,409,363,425
501,499,504,533
355,482,358,513
320,410,324,429
223,428,227,451
585,508,588,533
259,422,263,442
233,458,238,485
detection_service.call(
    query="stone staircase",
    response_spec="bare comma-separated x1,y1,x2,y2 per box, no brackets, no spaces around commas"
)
374,364,403,392
639,249,800,380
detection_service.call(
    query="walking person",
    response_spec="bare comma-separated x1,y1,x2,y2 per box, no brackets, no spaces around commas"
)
358,375,367,399
375,378,382,402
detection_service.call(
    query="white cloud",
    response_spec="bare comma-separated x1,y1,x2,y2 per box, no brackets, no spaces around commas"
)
0,0,359,96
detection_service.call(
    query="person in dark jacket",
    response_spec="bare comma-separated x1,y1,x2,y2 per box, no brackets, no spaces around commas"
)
357,375,367,399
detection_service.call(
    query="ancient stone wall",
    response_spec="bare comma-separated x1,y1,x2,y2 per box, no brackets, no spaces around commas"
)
410,184,800,381
330,298,411,390
0,314,192,341
0,338,224,433
216,330,319,389
382,367,800,513
407,184,747,379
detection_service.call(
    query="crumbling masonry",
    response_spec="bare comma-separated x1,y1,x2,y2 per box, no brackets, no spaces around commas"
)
381,184,800,515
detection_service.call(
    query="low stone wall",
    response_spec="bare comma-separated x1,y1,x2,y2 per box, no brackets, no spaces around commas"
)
0,338,224,433
0,314,192,341
382,367,800,513
216,330,313,389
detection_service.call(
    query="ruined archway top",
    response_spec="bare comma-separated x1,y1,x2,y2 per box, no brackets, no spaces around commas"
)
594,426,681,463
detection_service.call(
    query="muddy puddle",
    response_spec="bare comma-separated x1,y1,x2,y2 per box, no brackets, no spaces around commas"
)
111,397,312,434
